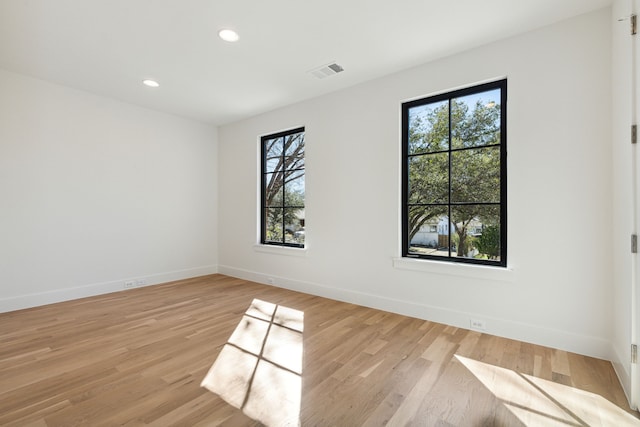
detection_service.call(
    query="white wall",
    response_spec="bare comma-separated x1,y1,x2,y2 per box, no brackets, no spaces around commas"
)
0,68,218,311
218,9,613,359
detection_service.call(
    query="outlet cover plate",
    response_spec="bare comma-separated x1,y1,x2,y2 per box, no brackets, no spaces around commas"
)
470,319,487,331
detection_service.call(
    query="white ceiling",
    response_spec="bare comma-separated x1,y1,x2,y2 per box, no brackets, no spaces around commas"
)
0,0,612,126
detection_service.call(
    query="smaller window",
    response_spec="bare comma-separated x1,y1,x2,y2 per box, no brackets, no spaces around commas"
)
261,127,305,247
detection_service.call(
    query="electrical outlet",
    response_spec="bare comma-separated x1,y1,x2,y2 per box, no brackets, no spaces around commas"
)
136,279,146,287
470,319,487,331
124,281,135,289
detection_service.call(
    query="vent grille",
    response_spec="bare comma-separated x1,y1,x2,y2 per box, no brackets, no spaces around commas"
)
308,62,344,79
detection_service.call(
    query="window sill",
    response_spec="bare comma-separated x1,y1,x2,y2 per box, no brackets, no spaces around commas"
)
254,244,307,257
392,257,514,282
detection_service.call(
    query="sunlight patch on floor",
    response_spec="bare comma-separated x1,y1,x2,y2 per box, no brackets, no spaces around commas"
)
201,299,303,427
456,355,639,426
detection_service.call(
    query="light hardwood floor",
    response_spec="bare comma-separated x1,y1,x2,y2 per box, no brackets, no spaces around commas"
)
0,274,638,426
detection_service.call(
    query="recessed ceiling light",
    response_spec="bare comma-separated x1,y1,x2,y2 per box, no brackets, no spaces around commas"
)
142,79,159,88
218,29,239,42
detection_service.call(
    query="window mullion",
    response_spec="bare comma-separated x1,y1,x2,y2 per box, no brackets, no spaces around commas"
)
447,99,452,259
281,150,286,244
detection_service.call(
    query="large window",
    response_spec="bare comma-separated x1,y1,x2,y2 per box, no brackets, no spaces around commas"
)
402,80,506,266
261,127,305,247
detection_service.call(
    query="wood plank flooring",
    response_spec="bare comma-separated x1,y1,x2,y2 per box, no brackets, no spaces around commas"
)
0,274,637,426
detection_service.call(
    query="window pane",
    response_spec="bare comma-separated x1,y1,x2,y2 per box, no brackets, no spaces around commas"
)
450,205,501,261
264,208,284,243
285,174,305,207
265,137,284,173
408,210,451,257
451,89,501,149
451,146,500,204
474,205,501,262
284,132,305,171
408,100,449,155
265,172,284,207
284,208,305,245
408,152,449,204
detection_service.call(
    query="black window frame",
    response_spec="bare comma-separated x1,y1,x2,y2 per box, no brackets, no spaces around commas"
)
401,80,507,267
260,126,306,248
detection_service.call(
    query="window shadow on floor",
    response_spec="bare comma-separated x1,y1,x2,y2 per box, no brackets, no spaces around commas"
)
201,298,303,427
456,355,639,426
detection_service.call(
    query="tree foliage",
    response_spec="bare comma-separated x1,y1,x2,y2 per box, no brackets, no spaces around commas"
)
475,224,500,260
408,95,501,258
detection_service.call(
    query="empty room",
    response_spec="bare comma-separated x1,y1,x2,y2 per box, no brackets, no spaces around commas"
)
1,0,640,425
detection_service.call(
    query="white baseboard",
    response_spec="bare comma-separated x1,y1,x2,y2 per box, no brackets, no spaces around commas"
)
218,264,611,360
4,264,613,361
0,265,218,313
611,344,633,408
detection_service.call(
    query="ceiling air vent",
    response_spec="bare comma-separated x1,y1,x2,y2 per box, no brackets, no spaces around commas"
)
308,62,344,79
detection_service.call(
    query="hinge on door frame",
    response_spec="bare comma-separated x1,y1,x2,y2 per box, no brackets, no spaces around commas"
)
632,14,637,35
632,344,638,364
633,124,637,144
632,234,638,253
